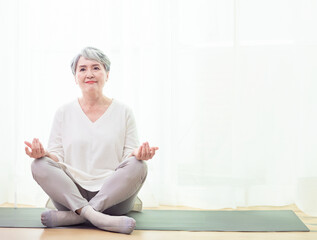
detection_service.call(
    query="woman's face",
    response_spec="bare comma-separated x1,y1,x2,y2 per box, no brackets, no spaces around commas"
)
75,56,109,95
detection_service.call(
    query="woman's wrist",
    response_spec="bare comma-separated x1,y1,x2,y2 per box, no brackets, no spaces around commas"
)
44,151,59,162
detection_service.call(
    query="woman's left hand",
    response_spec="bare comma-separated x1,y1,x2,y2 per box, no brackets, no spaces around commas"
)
132,142,159,161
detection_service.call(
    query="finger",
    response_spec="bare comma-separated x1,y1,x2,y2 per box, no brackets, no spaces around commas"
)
33,139,39,155
24,141,32,149
36,138,41,151
31,139,36,155
39,141,43,149
24,141,32,148
38,139,43,157
150,147,156,158
25,147,31,157
141,144,147,159
138,145,143,159
40,142,45,156
140,143,145,160
143,142,149,158
146,142,151,158
32,138,37,149
35,139,41,156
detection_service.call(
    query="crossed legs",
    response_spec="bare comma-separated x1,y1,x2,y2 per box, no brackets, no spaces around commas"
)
31,157,147,234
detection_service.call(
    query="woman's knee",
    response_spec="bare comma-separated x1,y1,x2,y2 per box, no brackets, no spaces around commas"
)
128,157,148,182
31,157,56,180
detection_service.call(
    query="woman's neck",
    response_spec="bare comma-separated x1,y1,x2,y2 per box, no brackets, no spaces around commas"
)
79,93,110,108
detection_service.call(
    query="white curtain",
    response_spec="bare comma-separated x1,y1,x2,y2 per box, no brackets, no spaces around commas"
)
1,0,317,215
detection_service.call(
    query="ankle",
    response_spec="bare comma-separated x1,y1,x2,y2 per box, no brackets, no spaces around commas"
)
80,205,94,217
76,207,83,215
77,205,93,215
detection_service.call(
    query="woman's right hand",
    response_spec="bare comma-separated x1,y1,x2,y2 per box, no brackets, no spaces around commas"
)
24,138,46,159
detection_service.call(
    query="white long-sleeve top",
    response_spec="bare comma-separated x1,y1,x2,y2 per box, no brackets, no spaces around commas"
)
46,98,139,192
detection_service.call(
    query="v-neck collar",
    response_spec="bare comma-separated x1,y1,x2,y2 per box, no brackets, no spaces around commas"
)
76,98,115,124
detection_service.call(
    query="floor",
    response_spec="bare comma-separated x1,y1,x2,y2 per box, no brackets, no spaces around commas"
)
1,203,317,240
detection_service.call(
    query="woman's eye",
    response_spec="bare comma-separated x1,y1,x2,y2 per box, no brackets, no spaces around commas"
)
94,67,100,70
80,68,85,71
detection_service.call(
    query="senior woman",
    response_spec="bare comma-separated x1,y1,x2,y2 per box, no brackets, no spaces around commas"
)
24,47,158,234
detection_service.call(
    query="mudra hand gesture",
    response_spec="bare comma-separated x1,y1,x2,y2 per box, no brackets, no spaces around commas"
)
131,142,159,161
24,138,46,159
25,138,158,161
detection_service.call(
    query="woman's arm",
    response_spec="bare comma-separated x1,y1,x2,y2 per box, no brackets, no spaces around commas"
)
46,108,65,162
44,151,59,162
122,107,140,160
25,107,64,162
122,107,159,161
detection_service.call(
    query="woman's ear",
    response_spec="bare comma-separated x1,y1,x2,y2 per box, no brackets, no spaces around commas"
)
74,76,78,84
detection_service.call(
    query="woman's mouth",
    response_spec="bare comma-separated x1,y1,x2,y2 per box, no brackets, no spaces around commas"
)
85,81,96,84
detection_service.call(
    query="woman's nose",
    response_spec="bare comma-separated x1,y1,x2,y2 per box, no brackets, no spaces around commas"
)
86,69,94,78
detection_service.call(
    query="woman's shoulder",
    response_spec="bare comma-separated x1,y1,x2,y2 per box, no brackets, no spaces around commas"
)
112,98,125,108
112,98,134,114
54,99,78,115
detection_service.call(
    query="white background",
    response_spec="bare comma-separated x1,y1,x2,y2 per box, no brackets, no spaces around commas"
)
0,0,317,215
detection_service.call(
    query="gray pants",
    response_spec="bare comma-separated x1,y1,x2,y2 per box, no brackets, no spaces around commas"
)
31,156,147,215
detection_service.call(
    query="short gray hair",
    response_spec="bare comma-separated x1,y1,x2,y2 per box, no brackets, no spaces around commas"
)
71,47,111,75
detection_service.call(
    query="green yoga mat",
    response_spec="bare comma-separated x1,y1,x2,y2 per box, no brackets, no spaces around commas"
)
0,208,310,232
128,210,310,232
